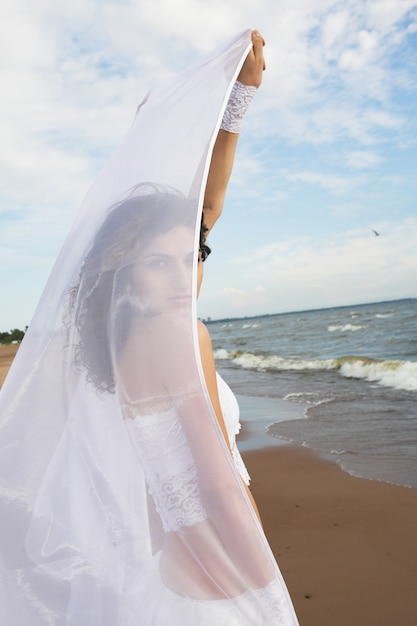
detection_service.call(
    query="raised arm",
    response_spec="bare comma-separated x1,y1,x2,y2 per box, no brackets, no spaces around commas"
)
203,30,266,234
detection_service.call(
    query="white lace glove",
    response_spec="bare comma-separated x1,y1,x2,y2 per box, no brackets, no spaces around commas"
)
220,80,257,134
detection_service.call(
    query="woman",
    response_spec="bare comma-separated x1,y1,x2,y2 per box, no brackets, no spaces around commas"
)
0,30,299,625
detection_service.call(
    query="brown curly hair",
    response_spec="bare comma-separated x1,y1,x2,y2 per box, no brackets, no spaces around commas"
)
69,183,199,393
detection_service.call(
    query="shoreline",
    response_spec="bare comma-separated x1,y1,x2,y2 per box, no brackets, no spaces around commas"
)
237,391,416,489
237,392,417,624
2,344,417,624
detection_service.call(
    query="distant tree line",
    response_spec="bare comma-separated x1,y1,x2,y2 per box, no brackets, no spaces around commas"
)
0,328,26,344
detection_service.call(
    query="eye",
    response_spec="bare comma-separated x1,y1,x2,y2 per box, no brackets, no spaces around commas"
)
144,255,168,269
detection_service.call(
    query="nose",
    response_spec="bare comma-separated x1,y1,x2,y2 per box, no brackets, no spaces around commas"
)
172,259,191,293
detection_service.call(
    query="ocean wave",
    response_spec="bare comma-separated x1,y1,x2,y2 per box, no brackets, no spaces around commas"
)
337,357,417,391
284,392,334,405
214,348,232,360
328,324,366,332
214,349,335,372
213,349,417,392
329,449,352,456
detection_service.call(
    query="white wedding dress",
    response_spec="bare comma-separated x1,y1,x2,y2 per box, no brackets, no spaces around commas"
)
217,372,251,486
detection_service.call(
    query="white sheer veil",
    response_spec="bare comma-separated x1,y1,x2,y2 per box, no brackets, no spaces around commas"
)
0,30,299,625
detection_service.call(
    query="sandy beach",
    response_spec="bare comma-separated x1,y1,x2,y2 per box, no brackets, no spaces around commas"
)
1,343,416,625
243,445,417,626
0,344,18,388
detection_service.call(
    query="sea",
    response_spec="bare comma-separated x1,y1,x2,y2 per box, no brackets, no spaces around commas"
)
207,298,417,489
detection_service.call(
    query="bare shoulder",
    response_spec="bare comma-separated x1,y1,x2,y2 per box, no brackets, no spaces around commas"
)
197,320,218,389
197,319,212,353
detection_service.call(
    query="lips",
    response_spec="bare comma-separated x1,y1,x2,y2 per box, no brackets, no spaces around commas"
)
168,295,192,307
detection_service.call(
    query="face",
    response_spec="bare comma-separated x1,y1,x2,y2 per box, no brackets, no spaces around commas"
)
132,226,203,313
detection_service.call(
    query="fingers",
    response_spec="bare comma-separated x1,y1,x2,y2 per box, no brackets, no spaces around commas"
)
252,30,266,50
251,30,266,71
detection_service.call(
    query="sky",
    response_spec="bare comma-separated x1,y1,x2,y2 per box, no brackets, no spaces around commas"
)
1,0,416,329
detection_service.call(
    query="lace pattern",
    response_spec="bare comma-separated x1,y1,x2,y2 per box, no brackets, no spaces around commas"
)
255,579,298,624
220,80,257,134
127,408,207,532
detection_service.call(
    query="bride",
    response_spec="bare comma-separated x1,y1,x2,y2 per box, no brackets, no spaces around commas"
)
0,30,299,625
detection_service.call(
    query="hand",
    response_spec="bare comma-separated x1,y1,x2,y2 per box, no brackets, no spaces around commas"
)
237,30,266,88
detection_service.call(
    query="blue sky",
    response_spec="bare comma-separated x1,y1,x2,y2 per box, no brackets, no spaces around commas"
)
1,0,416,329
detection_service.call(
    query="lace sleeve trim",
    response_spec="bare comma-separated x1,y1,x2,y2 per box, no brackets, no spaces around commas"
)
127,409,207,533
220,80,257,134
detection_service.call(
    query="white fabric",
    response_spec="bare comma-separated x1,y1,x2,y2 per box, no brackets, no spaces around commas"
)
0,30,299,625
220,80,257,133
125,374,249,534
217,372,251,485
127,408,208,532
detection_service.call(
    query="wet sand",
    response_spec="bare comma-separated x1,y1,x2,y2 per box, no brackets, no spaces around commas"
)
243,445,417,626
1,344,416,625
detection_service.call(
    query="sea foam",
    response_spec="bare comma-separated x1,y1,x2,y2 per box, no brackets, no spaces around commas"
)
213,349,417,392
328,324,366,332
338,357,417,392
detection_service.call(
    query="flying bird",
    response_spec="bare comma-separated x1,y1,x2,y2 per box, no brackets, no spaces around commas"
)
372,229,380,236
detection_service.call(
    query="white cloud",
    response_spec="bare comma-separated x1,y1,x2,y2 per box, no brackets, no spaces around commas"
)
365,109,404,130
247,218,417,307
285,171,355,195
221,285,270,311
339,29,380,71
255,0,416,146
199,218,417,318
1,0,417,328
368,0,417,32
322,10,351,53
345,150,384,169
